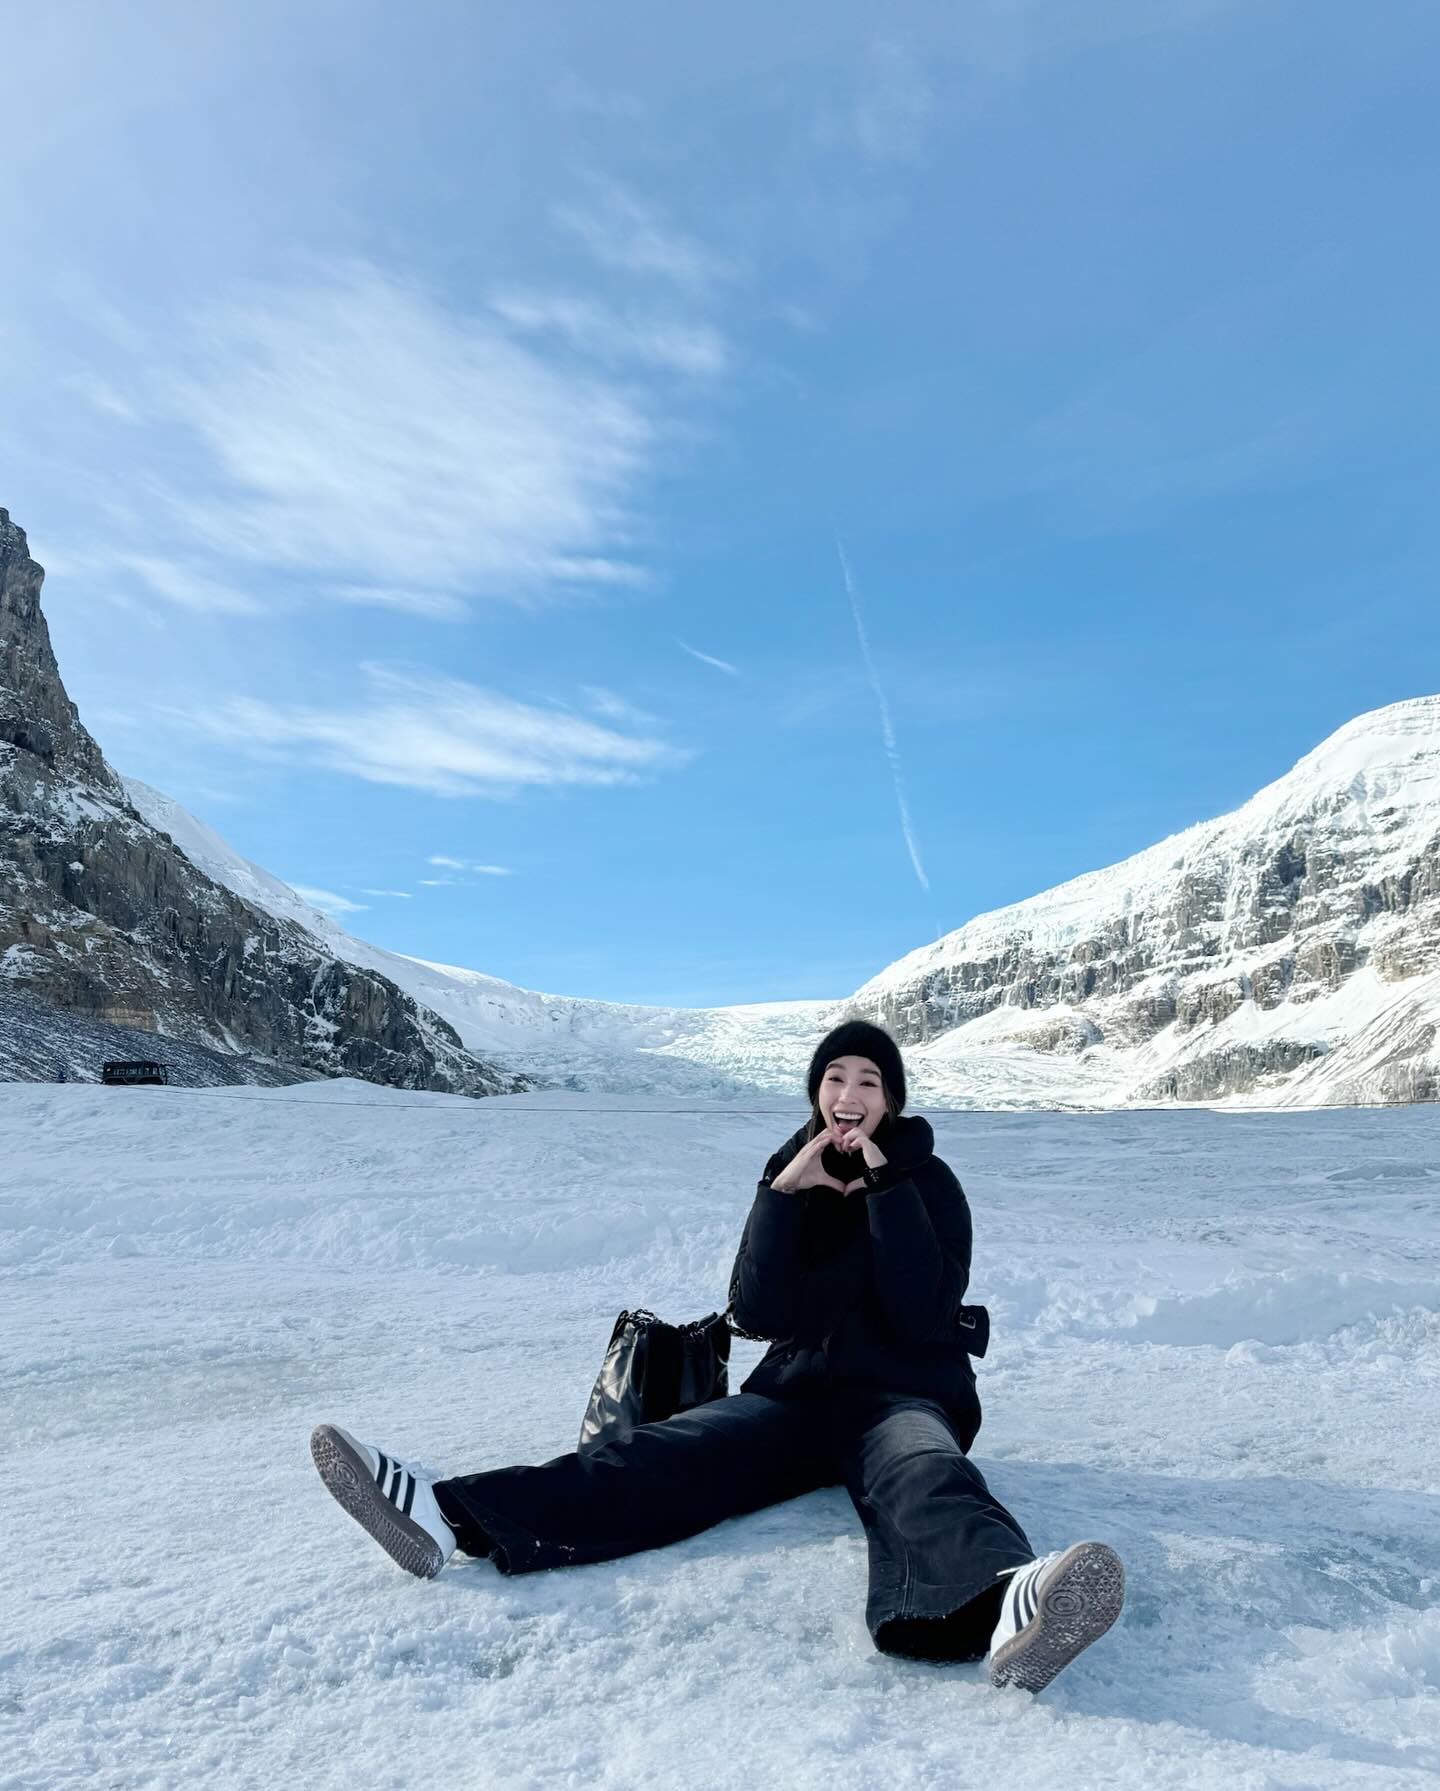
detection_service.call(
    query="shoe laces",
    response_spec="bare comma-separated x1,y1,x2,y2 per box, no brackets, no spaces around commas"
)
1001,1547,1064,1583
372,1443,445,1484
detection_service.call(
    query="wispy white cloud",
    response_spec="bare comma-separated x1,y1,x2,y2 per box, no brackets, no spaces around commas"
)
580,685,660,727
852,40,934,164
178,663,691,798
158,262,660,608
676,638,740,676
555,181,736,291
119,552,262,615
776,304,822,335
361,888,415,899
427,855,512,875
43,178,738,620
488,290,729,376
835,541,930,895
35,545,261,615
326,582,468,621
289,884,368,915
543,556,652,587
811,37,935,167
62,372,142,423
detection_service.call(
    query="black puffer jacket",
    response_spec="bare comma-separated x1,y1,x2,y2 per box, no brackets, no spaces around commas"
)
727,1113,989,1423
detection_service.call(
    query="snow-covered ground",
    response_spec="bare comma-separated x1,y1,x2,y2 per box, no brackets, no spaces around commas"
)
4,1083,1439,1789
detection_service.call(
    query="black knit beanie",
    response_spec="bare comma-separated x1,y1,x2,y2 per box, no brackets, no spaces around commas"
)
806,1019,907,1114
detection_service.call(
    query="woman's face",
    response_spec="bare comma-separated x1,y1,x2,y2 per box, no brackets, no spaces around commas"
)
818,1055,887,1143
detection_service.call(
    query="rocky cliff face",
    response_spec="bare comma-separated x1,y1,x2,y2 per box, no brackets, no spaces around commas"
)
0,509,529,1094
847,698,1440,1107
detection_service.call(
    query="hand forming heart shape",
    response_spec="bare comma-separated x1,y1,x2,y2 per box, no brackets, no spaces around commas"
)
770,1125,886,1196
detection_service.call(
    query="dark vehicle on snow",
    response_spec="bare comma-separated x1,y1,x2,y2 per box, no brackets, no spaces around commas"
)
101,1060,170,1087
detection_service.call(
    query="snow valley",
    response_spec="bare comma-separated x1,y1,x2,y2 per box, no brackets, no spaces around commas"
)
4,505,1439,1108
3,1081,1439,1787
120,697,1440,1112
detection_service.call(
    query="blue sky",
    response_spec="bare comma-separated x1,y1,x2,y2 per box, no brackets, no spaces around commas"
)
5,0,1439,1005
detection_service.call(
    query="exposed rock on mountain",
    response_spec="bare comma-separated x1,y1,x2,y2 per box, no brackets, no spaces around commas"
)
0,989,312,1087
847,698,1440,1107
7,505,1436,1109
116,771,788,1102
121,687,1440,1111
0,509,528,1095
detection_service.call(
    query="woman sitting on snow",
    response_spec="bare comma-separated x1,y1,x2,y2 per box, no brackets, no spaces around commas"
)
309,1019,1125,1694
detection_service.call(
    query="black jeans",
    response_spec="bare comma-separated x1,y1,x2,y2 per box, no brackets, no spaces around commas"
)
433,1390,1034,1660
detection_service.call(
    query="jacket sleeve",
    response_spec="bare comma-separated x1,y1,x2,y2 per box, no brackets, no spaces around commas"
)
728,1174,866,1341
864,1159,973,1346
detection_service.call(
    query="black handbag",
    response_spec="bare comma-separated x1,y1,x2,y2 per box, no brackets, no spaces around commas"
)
577,1306,740,1454
577,1299,992,1455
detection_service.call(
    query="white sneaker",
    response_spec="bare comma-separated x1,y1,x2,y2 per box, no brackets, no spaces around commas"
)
988,1541,1125,1692
310,1422,457,1579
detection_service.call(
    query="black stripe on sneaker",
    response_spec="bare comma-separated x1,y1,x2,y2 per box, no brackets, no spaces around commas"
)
387,1464,402,1505
401,1473,416,1516
1020,1573,1039,1626
374,1451,391,1488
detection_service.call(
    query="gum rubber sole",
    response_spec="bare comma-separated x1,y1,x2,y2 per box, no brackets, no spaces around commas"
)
310,1423,445,1580
988,1541,1125,1693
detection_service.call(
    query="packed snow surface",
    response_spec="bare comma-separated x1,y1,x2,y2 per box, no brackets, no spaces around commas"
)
4,1084,1439,1789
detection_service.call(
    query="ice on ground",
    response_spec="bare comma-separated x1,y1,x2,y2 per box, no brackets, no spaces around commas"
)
3,1086,1439,1789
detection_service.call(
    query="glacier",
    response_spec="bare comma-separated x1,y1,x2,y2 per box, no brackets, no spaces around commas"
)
121,689,1440,1110
3,1079,1438,1788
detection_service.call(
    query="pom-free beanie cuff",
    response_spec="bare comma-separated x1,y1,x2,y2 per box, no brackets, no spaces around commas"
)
806,1019,907,1113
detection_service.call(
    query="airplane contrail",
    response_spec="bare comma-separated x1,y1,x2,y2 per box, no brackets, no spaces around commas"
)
835,539,932,902
676,638,740,676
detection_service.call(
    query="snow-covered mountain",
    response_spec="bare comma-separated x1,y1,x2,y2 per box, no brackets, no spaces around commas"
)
849,697,1440,1108
124,699,1440,1110
0,508,525,1096
6,501,1438,1108
121,773,835,1099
